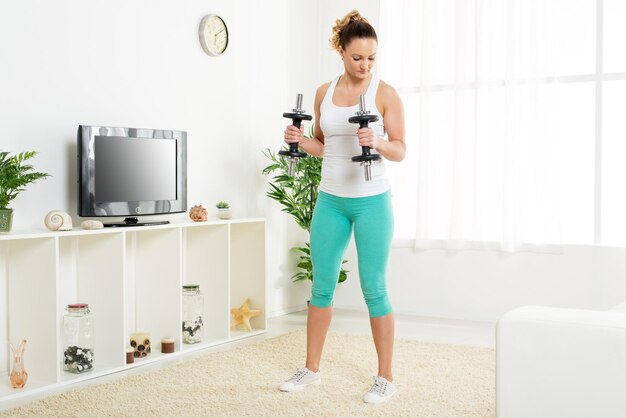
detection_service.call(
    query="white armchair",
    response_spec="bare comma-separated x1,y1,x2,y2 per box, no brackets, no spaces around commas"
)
496,304,626,418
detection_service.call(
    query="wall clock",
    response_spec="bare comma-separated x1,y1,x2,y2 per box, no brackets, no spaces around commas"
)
199,14,229,57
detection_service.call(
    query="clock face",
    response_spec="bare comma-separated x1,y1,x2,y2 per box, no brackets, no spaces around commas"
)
199,15,228,57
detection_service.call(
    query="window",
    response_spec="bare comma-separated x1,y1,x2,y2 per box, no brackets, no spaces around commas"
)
380,0,626,247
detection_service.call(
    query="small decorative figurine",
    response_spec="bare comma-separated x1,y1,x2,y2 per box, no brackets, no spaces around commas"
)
189,205,208,222
80,220,104,230
230,298,262,331
44,210,72,231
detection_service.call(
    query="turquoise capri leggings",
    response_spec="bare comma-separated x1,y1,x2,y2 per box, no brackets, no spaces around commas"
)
309,190,394,318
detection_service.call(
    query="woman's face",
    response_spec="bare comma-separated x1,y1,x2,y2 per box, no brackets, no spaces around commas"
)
341,37,377,79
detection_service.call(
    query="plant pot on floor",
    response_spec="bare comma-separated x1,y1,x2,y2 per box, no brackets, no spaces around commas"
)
0,208,13,233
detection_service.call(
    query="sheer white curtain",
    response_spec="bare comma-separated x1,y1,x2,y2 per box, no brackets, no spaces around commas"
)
379,0,561,252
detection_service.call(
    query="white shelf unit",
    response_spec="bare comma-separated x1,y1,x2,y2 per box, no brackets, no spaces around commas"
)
0,219,266,402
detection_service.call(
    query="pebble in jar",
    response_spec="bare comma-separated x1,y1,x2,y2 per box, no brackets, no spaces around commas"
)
63,303,94,373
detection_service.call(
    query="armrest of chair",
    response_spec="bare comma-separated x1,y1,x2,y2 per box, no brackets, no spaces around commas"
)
496,305,626,418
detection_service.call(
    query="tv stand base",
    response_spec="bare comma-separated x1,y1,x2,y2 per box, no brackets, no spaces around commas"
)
103,217,170,227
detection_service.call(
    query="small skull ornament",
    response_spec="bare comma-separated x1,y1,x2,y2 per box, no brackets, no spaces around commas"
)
189,205,208,222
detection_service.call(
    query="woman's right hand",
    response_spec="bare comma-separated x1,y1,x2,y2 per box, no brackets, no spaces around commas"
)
284,125,305,145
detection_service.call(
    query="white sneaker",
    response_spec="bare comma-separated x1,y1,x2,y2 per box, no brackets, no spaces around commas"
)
362,376,397,404
279,367,321,392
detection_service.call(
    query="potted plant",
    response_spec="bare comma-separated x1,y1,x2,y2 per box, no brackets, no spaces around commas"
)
262,127,348,284
216,200,231,220
0,151,50,232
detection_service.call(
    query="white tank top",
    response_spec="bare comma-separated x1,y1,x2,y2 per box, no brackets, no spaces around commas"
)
319,74,390,198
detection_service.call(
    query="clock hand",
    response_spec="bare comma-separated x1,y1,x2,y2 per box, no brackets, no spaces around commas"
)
213,29,224,41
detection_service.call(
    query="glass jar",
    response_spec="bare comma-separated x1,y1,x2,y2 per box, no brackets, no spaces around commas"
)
182,285,203,344
62,303,94,373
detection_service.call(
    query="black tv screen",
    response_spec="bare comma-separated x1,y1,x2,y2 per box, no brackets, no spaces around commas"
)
78,125,187,225
95,136,177,202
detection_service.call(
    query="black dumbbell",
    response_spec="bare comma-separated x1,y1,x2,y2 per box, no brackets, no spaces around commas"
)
349,95,381,181
280,93,313,176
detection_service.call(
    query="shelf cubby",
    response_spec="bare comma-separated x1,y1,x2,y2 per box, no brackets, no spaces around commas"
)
0,219,266,404
5,238,58,387
183,223,230,347
58,232,127,376
229,221,266,334
129,227,182,354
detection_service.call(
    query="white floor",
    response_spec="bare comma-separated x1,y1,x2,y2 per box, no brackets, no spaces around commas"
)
0,308,495,411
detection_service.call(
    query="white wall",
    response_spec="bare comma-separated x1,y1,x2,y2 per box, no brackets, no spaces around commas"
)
0,0,315,223
0,0,321,317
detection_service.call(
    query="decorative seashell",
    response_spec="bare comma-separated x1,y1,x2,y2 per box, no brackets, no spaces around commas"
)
44,210,72,231
189,205,208,222
80,220,104,230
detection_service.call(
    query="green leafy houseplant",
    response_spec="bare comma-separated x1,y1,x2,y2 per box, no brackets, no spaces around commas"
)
216,201,230,209
0,151,50,232
262,131,347,283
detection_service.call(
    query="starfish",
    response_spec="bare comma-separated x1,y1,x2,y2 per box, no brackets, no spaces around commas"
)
230,298,262,331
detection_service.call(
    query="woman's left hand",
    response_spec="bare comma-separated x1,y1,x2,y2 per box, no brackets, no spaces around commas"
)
357,127,381,149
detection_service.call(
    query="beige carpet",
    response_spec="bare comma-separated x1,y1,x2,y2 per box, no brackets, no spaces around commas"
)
1,329,495,417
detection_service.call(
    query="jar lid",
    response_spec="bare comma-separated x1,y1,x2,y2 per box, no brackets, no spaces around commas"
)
67,303,89,309
182,284,200,290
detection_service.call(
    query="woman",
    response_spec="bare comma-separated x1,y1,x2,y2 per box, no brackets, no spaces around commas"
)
279,10,405,404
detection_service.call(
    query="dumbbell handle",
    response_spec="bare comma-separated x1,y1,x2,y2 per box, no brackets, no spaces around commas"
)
283,112,312,153
348,95,381,181
358,96,371,154
280,93,312,176
287,116,305,154
358,119,373,155
349,115,379,159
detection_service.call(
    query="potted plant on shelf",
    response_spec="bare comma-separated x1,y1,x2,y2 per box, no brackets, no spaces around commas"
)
262,126,348,284
0,151,50,233
216,200,231,220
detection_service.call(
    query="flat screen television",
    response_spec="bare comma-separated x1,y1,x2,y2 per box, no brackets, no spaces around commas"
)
78,125,187,227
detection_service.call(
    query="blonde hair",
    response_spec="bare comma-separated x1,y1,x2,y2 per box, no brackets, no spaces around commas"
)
330,10,377,53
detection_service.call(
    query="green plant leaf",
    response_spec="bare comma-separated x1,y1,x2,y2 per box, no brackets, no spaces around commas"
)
0,151,50,209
